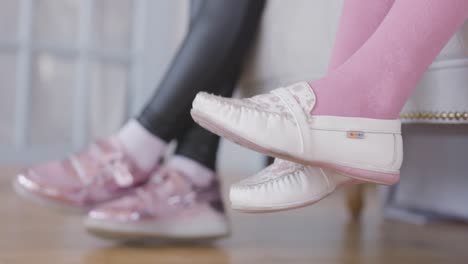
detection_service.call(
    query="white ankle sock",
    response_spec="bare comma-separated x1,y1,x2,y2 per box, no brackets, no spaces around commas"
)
167,155,215,187
117,120,167,172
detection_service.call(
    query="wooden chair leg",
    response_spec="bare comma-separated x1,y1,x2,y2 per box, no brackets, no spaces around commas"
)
346,184,365,220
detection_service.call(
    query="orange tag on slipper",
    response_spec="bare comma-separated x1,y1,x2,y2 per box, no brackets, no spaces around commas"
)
347,131,365,139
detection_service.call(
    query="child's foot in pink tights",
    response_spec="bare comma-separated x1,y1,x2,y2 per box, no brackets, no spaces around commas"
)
191,82,403,185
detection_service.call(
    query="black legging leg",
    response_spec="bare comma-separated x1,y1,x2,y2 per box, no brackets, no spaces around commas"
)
174,82,237,170
174,0,265,170
137,0,266,142
138,0,265,170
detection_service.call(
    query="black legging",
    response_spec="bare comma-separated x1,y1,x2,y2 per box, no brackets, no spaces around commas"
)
137,0,266,170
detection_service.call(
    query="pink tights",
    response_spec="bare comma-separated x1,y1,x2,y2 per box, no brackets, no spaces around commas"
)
310,0,468,119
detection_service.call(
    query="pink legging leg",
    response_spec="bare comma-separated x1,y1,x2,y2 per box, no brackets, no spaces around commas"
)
311,0,468,119
328,0,394,71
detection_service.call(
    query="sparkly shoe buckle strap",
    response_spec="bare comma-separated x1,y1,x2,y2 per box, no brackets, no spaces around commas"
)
103,152,135,187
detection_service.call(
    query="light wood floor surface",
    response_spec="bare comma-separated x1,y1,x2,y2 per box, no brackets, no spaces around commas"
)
1,167,467,264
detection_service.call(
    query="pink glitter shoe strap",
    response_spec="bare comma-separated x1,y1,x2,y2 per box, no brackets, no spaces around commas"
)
134,167,221,214
69,137,139,188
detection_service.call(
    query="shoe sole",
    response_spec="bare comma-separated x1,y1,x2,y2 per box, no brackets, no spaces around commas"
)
230,179,360,213
13,177,89,214
84,215,231,242
191,109,399,186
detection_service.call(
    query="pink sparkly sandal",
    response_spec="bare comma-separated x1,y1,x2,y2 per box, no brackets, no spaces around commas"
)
84,165,229,241
14,137,156,213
